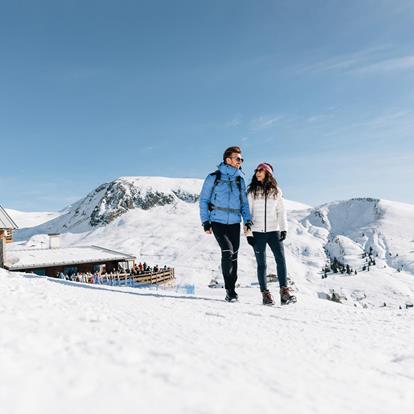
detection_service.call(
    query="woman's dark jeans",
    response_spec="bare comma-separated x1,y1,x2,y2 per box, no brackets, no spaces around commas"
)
252,231,287,291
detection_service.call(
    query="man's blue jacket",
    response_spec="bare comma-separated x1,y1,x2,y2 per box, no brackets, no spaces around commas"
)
199,162,251,225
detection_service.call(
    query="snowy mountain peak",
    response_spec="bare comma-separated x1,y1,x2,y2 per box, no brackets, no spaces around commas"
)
306,197,384,233
16,176,203,235
87,176,202,227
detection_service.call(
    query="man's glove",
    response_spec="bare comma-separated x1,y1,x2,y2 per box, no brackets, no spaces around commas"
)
203,222,212,232
247,236,255,247
280,231,287,241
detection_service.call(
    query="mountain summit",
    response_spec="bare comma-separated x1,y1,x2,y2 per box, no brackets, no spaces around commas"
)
19,177,203,235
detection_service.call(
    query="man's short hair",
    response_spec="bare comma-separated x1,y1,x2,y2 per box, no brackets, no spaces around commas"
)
223,146,241,162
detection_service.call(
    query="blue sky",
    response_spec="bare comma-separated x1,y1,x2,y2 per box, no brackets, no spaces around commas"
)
1,0,414,211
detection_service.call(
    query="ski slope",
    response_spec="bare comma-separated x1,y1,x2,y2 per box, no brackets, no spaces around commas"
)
1,268,413,414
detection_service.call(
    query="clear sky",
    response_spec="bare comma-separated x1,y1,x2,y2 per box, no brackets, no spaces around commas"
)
1,0,414,211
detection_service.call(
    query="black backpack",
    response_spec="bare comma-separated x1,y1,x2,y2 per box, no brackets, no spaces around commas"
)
208,170,243,212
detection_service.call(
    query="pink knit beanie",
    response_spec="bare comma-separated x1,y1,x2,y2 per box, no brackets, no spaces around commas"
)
255,162,273,176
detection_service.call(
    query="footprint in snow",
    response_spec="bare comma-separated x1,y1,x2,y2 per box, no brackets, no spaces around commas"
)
205,312,225,318
392,354,414,363
246,312,262,317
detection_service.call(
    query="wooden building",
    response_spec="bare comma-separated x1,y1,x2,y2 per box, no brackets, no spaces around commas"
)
0,205,18,268
3,244,136,277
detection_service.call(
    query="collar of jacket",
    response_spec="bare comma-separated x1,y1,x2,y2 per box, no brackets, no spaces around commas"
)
218,162,243,178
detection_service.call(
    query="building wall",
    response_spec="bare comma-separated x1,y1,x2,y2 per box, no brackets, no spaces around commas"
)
0,229,13,243
13,260,131,277
0,238,5,268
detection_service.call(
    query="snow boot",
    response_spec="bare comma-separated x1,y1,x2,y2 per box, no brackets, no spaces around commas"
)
280,287,297,305
225,289,238,302
262,290,275,306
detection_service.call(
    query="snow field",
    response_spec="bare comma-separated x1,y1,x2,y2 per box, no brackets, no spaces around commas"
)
4,178,414,413
1,269,414,414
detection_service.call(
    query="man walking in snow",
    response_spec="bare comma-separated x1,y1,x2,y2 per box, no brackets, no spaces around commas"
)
199,146,252,302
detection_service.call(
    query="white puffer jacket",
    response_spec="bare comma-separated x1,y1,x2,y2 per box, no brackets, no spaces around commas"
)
248,188,288,233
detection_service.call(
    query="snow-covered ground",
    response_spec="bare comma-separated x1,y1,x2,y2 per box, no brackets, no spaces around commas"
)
1,268,413,414
2,176,414,413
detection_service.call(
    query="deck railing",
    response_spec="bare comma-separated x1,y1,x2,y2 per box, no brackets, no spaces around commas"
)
100,269,175,286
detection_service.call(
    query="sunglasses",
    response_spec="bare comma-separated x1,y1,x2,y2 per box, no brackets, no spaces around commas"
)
231,156,244,163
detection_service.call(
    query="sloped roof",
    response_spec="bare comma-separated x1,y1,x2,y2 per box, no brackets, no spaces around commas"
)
0,205,18,230
4,245,135,270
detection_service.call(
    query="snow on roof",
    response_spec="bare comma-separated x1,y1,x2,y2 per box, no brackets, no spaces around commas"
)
5,245,135,270
0,205,18,230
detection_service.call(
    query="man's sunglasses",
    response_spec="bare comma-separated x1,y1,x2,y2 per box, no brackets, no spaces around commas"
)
231,156,244,163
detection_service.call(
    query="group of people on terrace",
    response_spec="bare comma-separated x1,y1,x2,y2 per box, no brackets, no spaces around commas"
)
56,263,171,284
129,263,169,275
58,271,108,284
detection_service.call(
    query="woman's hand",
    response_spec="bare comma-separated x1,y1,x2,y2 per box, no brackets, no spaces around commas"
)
244,220,253,236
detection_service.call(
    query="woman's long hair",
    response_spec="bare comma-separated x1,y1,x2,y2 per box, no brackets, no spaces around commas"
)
247,170,279,198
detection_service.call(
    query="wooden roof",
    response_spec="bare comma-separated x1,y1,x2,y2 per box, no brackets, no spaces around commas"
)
4,245,136,270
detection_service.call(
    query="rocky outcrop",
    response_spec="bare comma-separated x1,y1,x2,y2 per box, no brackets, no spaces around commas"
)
88,178,200,227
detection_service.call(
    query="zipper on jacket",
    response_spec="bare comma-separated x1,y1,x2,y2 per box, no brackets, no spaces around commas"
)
227,179,231,224
264,193,267,232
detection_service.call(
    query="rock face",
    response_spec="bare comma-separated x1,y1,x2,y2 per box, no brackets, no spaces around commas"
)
88,177,202,227
88,184,199,227
15,177,203,236
90,181,174,226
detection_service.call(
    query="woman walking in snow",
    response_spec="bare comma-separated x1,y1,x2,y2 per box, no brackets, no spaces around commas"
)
247,162,296,305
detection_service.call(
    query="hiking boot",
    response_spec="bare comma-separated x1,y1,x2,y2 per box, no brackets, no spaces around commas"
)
225,289,238,302
262,290,275,306
280,287,297,305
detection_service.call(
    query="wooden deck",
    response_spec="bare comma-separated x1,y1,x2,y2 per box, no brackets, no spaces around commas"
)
130,269,175,284
103,269,175,285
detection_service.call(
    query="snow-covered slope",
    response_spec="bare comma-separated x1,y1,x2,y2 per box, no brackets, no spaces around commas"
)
10,177,414,309
5,208,60,228
3,178,414,413
301,198,414,274
15,176,202,238
1,268,413,414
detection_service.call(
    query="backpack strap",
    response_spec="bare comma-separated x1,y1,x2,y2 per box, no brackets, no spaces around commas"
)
235,176,243,206
208,170,221,202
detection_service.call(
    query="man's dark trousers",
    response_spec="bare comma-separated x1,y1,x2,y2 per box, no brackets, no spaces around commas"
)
211,222,240,291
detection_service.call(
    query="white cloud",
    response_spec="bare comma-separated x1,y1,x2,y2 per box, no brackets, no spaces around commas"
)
353,55,414,74
250,114,285,131
296,46,414,76
306,115,330,123
226,115,242,128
